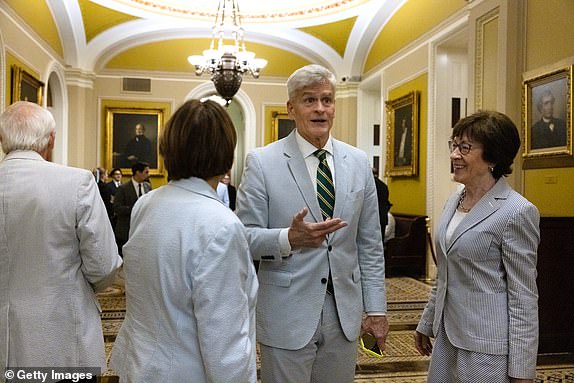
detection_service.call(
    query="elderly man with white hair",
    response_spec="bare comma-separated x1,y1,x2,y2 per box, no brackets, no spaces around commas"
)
0,101,122,375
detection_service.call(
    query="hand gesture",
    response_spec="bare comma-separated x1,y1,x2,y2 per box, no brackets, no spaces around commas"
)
287,208,347,249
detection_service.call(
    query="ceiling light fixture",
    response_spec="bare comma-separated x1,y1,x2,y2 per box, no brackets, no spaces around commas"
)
188,0,267,105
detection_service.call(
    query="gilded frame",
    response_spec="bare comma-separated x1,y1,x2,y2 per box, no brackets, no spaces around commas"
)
272,112,296,141
11,65,44,105
385,91,419,177
105,107,164,176
522,65,573,169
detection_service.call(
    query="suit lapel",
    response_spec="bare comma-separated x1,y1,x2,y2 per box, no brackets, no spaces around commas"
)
128,182,138,202
283,133,322,222
331,139,349,219
447,179,511,251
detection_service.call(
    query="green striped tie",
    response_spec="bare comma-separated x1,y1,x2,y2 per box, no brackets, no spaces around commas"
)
314,149,335,220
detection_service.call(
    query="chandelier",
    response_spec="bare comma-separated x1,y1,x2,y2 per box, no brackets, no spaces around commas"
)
188,0,267,104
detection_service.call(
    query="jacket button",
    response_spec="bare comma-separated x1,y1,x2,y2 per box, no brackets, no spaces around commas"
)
328,245,332,251
321,278,327,284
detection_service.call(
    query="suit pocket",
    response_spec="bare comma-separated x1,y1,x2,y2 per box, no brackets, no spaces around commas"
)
258,270,292,287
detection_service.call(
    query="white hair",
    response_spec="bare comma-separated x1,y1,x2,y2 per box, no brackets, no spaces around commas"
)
0,101,55,154
287,64,336,101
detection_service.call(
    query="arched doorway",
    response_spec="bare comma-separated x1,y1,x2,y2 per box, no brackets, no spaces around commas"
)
185,82,256,186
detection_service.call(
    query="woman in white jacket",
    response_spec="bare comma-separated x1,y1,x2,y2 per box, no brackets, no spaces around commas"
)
111,99,258,383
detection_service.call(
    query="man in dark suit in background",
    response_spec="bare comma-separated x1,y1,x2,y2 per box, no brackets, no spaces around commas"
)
113,162,150,255
105,167,123,227
373,168,391,236
224,173,237,210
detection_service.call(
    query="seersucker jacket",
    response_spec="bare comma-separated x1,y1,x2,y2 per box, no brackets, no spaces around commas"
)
110,177,258,383
416,178,540,379
0,150,122,372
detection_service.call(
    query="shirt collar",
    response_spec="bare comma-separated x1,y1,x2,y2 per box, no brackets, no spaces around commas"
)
131,178,141,188
295,130,333,159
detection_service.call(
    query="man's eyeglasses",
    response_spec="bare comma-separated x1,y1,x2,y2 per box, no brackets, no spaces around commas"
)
448,140,473,155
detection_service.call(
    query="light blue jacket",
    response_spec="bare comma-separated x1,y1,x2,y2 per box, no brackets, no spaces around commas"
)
111,177,258,383
0,151,122,371
236,132,386,350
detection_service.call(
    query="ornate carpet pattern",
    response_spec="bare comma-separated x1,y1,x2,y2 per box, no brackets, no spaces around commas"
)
97,276,574,382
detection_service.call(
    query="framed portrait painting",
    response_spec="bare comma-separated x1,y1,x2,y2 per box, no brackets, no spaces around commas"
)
522,65,573,169
105,107,164,175
11,65,44,105
272,112,296,141
385,91,419,177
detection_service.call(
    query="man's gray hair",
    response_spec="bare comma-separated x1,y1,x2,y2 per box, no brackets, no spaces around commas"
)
0,101,55,154
287,64,337,101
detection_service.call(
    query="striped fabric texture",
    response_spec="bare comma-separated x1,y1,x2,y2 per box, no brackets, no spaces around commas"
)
314,149,335,220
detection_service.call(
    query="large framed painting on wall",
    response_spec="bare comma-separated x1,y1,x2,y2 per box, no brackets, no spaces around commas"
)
385,91,419,177
105,107,164,176
11,65,44,105
522,65,573,169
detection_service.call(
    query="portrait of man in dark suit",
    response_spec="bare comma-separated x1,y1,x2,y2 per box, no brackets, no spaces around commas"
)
110,111,159,170
531,88,567,150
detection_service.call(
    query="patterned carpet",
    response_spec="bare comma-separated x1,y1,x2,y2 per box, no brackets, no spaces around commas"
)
97,276,574,382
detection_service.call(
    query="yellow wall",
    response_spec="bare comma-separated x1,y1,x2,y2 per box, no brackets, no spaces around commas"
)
523,0,574,217
387,74,427,216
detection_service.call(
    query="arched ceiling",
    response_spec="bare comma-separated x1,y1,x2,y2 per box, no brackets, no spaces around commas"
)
2,0,468,80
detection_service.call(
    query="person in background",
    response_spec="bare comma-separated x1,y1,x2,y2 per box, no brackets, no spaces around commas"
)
111,99,258,383
384,212,396,243
93,166,108,188
0,101,122,375
236,64,388,383
372,168,391,237
113,161,150,256
216,174,230,208
224,173,237,211
414,111,540,383
106,167,123,227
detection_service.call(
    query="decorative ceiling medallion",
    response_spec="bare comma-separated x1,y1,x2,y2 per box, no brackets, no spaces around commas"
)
107,0,370,23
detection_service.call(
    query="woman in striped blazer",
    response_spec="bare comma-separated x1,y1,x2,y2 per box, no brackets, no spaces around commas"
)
415,111,540,383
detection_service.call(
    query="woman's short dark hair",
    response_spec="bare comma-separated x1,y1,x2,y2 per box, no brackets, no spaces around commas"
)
451,110,520,179
160,99,236,180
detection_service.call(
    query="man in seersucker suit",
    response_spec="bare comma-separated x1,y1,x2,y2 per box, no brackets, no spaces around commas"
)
0,101,122,374
236,64,389,383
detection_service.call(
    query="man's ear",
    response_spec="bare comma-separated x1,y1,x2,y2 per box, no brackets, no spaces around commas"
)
48,131,56,149
286,101,293,117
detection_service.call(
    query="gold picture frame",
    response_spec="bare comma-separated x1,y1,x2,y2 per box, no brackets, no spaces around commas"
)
385,91,419,177
272,111,296,141
105,107,164,176
522,65,573,169
11,65,44,105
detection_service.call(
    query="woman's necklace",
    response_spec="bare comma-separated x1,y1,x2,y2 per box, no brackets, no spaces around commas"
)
457,189,471,213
